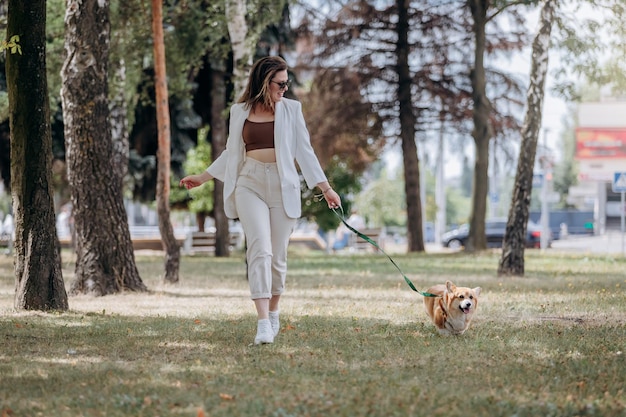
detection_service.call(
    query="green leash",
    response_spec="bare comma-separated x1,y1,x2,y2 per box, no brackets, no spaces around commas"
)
331,207,438,298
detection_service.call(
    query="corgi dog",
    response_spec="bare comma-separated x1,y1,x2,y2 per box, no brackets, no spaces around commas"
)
423,280,481,335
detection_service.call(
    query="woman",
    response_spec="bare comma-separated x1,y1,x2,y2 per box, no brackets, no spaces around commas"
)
180,56,341,345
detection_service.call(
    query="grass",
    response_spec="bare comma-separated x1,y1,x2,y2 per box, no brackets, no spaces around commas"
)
0,249,625,417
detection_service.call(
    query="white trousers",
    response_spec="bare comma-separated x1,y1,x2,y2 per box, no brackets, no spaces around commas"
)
235,158,297,299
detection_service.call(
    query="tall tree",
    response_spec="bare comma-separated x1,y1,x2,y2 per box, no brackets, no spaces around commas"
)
151,0,181,282
297,1,490,252
465,0,529,252
7,0,68,311
222,0,252,256
466,0,491,252
208,62,230,256
498,0,556,275
208,0,285,255
61,0,146,295
396,0,424,251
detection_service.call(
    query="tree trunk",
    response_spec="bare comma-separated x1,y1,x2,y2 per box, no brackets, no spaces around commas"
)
196,212,207,233
7,0,68,311
499,0,555,276
210,66,230,257
226,0,249,95
110,57,129,183
151,0,181,282
396,0,424,252
467,0,490,252
61,0,146,295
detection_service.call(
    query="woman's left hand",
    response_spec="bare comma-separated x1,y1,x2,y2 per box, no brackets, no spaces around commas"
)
324,189,341,210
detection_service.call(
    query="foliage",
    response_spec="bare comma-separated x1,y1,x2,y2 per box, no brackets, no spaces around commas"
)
355,169,405,228
422,164,474,225
178,128,214,214
446,185,472,226
301,157,362,232
0,191,10,217
299,0,526,143
1,251,625,416
346,163,472,230
552,107,579,208
160,1,230,99
0,91,8,123
45,0,69,111
0,35,21,55
300,67,385,173
550,0,626,100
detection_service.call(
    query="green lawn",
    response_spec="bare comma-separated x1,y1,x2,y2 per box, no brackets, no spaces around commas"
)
1,250,625,417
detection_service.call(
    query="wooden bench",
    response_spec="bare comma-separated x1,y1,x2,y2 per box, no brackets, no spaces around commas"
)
349,227,384,253
289,231,327,251
58,237,186,251
183,231,243,254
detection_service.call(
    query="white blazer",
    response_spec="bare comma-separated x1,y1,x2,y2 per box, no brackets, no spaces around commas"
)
206,98,328,219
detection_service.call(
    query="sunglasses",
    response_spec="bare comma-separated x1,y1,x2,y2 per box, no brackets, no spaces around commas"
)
271,80,291,90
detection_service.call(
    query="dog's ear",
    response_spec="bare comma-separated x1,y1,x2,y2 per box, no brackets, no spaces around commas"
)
445,281,456,293
473,287,482,296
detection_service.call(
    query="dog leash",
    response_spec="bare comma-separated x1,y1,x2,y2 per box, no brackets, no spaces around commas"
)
331,207,438,298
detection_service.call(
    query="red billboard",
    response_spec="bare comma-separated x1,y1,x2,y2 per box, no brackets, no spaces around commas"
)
575,128,626,159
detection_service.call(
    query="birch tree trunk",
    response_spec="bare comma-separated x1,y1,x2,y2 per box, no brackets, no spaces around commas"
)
8,0,68,310
61,0,146,295
151,0,181,283
397,0,424,252
499,0,556,276
222,0,249,256
110,58,129,183
226,0,250,96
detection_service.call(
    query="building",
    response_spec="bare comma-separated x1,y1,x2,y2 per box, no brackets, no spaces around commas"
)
571,100,626,233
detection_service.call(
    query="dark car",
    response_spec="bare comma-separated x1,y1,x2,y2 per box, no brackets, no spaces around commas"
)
441,219,549,250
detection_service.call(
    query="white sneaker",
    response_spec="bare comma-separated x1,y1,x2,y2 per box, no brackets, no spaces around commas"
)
254,319,274,345
269,310,280,337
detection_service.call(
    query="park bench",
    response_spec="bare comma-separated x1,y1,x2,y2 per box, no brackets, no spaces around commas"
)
289,231,327,251
349,227,384,253
183,231,243,254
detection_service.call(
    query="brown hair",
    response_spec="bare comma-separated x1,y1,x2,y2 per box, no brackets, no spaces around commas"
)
237,56,288,113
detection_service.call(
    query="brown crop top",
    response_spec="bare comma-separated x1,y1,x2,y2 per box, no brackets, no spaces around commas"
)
243,119,275,151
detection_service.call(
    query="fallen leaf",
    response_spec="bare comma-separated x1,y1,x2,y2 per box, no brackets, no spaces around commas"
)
219,393,234,401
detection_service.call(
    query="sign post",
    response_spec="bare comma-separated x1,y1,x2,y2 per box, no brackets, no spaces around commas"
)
612,172,626,256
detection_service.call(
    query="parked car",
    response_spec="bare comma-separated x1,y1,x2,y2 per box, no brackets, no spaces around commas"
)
441,219,550,249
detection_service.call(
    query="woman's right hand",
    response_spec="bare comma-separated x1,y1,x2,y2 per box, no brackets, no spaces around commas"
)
179,172,211,190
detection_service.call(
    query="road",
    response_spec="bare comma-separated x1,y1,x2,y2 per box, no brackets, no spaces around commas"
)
420,230,626,256
550,230,626,255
